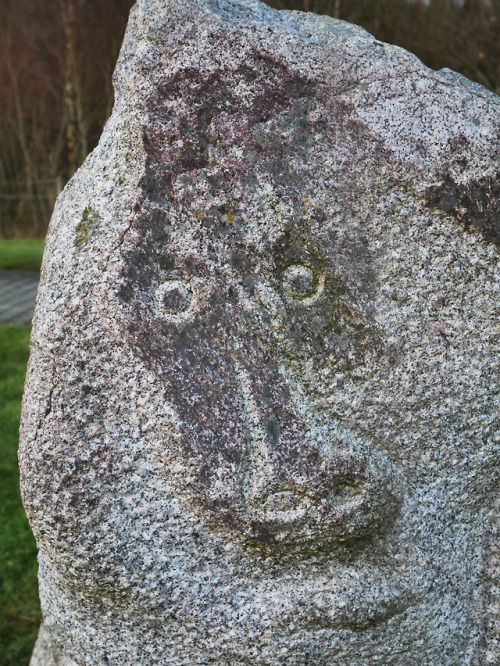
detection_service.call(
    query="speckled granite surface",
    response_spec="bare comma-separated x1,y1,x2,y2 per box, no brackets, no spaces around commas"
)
20,0,499,663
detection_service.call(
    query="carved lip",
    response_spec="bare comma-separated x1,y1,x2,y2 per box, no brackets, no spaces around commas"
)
244,558,428,635
297,583,423,632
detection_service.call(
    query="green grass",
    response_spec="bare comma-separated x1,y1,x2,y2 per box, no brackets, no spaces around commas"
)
0,325,41,664
0,240,45,272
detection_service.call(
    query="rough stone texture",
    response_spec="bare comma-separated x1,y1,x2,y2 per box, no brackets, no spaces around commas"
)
19,0,499,664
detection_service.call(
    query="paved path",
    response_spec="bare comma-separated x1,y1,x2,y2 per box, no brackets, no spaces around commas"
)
0,271,40,325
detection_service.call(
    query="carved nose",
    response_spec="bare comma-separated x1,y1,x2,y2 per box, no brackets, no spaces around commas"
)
261,489,309,522
329,479,362,505
235,361,403,552
242,451,401,552
261,482,363,521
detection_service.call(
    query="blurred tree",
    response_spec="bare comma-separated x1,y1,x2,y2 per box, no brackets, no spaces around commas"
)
0,0,134,237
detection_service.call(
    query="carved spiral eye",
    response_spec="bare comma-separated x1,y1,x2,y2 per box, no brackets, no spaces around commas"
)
282,264,320,301
155,279,194,317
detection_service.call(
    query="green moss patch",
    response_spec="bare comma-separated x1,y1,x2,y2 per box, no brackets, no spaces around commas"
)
75,207,101,248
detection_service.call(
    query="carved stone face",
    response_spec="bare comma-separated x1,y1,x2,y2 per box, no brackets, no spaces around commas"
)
119,204,403,558
102,46,498,657
21,2,498,662
115,50,413,563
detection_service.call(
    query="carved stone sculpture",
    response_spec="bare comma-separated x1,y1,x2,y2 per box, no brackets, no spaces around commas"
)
20,0,499,663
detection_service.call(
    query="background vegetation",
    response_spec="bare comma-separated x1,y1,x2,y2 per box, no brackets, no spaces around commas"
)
0,239,45,271
0,325,40,665
0,0,133,239
0,0,498,240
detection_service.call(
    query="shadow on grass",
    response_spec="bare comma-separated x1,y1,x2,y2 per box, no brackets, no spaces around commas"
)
0,325,41,665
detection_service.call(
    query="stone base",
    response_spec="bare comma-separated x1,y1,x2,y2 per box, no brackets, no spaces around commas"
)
30,624,78,666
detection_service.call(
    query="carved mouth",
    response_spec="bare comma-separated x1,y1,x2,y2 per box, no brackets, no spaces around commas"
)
235,556,428,637
259,489,311,522
289,575,424,632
